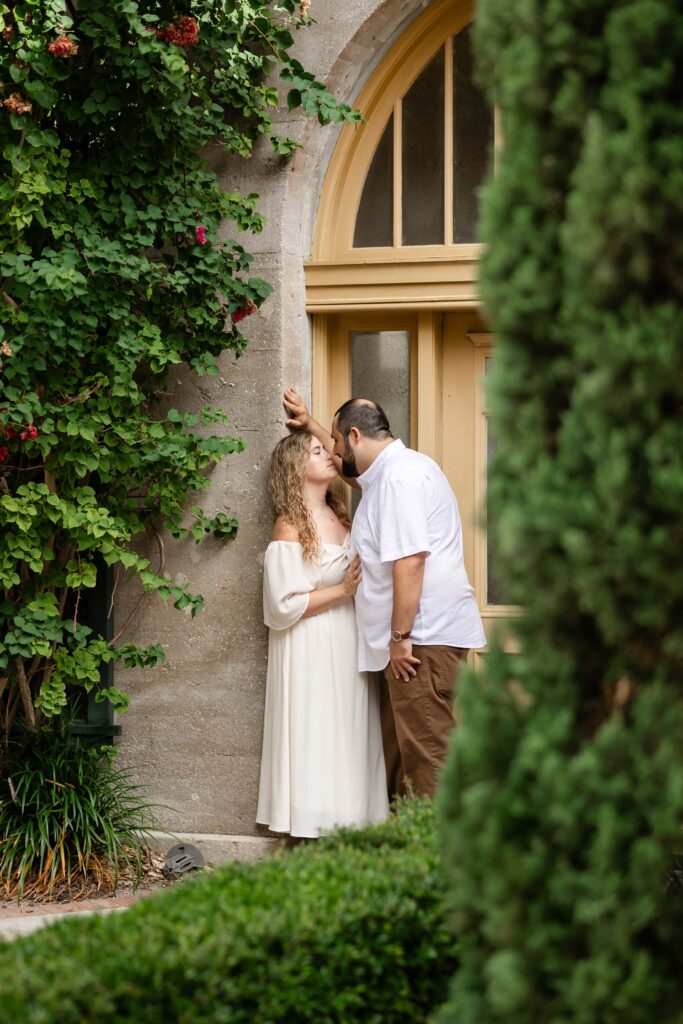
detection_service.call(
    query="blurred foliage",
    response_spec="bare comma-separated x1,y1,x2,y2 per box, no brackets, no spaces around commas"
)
438,1,683,1021
0,798,456,1022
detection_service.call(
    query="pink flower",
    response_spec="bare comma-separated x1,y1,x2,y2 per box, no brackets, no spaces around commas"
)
48,35,79,58
0,447,8,463
3,93,32,116
20,424,38,441
195,225,207,245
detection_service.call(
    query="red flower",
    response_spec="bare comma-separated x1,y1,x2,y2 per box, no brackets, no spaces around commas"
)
157,16,199,48
195,225,207,245
48,35,79,58
20,424,38,441
232,299,257,323
5,427,16,439
0,447,8,463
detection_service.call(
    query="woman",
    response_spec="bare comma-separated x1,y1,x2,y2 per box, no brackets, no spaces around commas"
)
256,431,389,838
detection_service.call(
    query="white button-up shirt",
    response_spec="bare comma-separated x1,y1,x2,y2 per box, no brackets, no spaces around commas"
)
351,439,486,672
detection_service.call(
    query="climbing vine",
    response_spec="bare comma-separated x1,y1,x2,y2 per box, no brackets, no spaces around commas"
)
0,0,360,732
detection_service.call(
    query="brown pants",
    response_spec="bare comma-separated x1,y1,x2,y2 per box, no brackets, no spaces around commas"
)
380,645,468,800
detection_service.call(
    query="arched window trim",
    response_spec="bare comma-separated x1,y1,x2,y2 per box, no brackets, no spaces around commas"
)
305,0,496,313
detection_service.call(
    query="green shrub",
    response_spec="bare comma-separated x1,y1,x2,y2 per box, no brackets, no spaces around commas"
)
0,800,455,1023
437,2,683,1022
313,791,437,852
0,718,159,900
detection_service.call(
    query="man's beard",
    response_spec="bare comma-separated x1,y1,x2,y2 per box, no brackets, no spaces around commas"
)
341,447,359,478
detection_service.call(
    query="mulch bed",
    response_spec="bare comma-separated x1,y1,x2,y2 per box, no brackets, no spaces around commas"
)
0,848,179,919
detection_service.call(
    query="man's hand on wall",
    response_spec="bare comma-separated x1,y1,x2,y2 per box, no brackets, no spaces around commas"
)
283,386,310,430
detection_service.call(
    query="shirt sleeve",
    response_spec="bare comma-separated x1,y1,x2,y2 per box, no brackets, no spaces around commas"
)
263,543,318,630
378,476,432,563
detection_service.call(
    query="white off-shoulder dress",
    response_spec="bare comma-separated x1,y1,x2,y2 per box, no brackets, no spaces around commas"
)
256,537,389,838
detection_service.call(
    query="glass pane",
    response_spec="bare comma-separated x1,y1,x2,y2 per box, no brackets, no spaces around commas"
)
453,25,493,243
350,330,411,513
351,331,411,442
402,49,445,245
353,115,394,248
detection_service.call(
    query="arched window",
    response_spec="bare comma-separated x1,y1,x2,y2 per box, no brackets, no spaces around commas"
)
354,23,492,249
306,0,497,309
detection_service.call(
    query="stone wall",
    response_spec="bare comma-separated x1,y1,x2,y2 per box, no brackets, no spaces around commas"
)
117,0,429,835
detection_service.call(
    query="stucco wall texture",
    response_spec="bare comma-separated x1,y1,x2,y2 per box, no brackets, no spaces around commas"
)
117,0,429,835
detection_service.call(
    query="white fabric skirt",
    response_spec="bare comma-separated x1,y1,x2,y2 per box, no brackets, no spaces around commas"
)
257,540,389,838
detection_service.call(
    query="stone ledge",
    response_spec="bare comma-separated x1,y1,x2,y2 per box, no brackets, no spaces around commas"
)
143,831,282,865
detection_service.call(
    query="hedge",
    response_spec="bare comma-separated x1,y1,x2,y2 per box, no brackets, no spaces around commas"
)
0,799,455,1023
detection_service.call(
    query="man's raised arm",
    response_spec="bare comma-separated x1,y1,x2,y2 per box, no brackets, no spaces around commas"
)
283,387,360,488
283,387,333,449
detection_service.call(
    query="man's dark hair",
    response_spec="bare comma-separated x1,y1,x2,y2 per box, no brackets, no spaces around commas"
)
333,398,393,440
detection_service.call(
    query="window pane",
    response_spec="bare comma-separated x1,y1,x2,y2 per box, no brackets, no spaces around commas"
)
350,330,411,512
351,331,411,442
353,115,394,248
402,49,445,245
453,25,493,243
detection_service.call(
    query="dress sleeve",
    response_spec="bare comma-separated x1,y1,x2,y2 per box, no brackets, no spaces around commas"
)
263,543,318,630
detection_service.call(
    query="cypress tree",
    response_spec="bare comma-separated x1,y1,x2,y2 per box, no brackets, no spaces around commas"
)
438,2,683,1021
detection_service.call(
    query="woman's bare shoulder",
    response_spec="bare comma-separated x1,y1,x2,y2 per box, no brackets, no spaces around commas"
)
271,517,300,542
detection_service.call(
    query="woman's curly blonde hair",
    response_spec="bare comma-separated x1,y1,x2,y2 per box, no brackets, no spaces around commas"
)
268,431,350,561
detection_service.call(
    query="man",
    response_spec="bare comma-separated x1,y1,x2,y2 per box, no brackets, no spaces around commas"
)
283,387,486,799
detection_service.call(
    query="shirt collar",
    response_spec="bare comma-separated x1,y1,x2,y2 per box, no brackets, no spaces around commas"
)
358,438,405,490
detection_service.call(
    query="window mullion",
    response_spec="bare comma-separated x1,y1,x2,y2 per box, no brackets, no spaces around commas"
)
444,40,454,246
393,98,402,248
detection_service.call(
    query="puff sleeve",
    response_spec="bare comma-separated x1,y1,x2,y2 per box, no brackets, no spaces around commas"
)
263,543,319,630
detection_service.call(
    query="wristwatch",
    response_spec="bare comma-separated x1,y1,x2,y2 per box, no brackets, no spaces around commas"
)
390,629,412,642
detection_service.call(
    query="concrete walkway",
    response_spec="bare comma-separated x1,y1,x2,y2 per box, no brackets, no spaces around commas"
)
0,888,151,941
